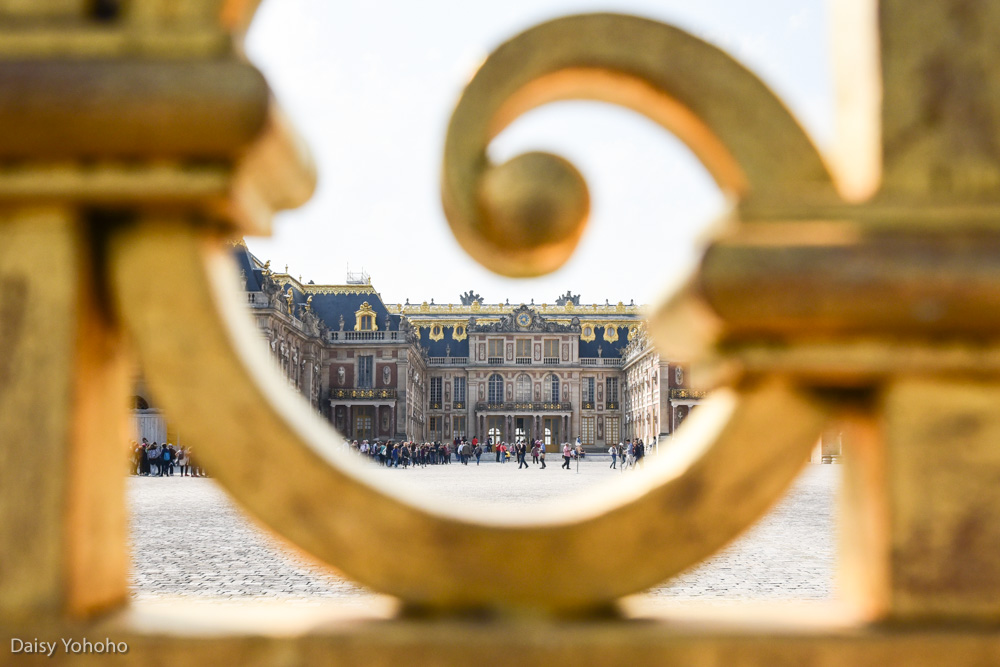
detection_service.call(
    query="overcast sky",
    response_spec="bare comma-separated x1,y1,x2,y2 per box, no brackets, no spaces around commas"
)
244,0,833,307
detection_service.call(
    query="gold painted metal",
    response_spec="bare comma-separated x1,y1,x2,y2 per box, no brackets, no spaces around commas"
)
4,0,1000,663
441,13,836,277
0,208,131,620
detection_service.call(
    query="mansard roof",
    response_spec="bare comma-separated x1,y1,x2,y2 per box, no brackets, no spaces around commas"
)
235,245,645,355
235,246,402,333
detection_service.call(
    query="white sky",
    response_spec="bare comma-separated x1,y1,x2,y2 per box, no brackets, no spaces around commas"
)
244,0,833,307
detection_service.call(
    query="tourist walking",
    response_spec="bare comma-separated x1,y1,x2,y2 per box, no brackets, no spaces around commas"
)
518,442,529,469
561,442,572,469
539,446,546,469
474,442,483,465
608,443,617,469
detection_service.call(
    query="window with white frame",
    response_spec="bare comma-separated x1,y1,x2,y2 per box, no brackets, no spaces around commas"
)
546,374,560,402
515,374,532,402
429,377,442,407
488,373,504,403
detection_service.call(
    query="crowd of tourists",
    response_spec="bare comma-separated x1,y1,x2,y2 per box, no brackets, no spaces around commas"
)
349,436,651,470
129,438,206,477
605,438,649,470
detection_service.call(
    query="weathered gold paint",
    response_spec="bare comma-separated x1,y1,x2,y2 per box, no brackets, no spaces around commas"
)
1,0,1000,663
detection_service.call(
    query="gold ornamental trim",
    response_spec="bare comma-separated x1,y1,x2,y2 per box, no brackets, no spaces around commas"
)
354,301,379,331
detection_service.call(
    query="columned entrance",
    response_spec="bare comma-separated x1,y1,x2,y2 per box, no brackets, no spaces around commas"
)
515,416,528,442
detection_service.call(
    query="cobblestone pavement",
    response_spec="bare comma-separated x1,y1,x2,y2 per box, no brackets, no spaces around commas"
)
130,458,839,603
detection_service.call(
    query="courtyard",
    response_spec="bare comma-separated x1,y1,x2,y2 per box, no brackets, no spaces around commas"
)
130,457,839,604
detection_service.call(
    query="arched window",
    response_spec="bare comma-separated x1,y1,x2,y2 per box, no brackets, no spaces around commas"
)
546,374,560,402
488,374,504,403
515,374,532,402
359,314,373,330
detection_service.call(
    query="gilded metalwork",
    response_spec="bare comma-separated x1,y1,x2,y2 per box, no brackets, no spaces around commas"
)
331,389,396,400
5,0,1000,662
391,300,642,316
277,279,379,296
353,301,378,331
475,401,573,412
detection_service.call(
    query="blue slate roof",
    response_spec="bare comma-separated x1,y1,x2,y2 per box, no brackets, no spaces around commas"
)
233,246,264,292
422,327,470,357
233,246,402,332
577,326,629,358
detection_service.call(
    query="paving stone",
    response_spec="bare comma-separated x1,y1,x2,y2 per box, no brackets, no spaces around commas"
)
130,459,839,602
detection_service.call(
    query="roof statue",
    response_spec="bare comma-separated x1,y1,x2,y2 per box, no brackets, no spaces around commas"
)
555,290,581,306
459,290,482,306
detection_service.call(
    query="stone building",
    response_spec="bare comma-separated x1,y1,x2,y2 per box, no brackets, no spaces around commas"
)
234,245,701,450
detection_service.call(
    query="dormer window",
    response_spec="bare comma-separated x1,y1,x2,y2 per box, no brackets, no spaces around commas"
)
354,302,379,332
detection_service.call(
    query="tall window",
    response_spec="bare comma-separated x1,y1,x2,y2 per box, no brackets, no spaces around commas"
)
516,339,531,359
606,377,619,407
488,373,504,403
581,417,595,445
429,416,442,441
581,377,595,406
429,377,442,407
452,416,466,439
546,374,560,402
358,356,373,389
453,376,466,406
543,339,559,363
488,339,504,358
359,314,374,330
515,374,532,402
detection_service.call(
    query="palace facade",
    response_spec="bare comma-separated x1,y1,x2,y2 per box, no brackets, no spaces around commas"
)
229,245,703,450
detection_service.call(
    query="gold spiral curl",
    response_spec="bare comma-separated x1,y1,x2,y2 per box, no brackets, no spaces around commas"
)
442,13,835,277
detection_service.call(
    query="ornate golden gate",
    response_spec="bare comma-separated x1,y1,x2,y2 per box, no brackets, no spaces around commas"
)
2,0,1000,663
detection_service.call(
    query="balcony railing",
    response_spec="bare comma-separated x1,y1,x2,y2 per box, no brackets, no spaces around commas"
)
670,389,708,399
329,331,404,342
429,401,442,410
581,401,595,410
475,401,572,412
580,357,624,367
453,401,465,410
487,357,503,365
428,357,469,365
330,388,396,400
606,401,619,410
515,357,532,365
543,357,560,365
